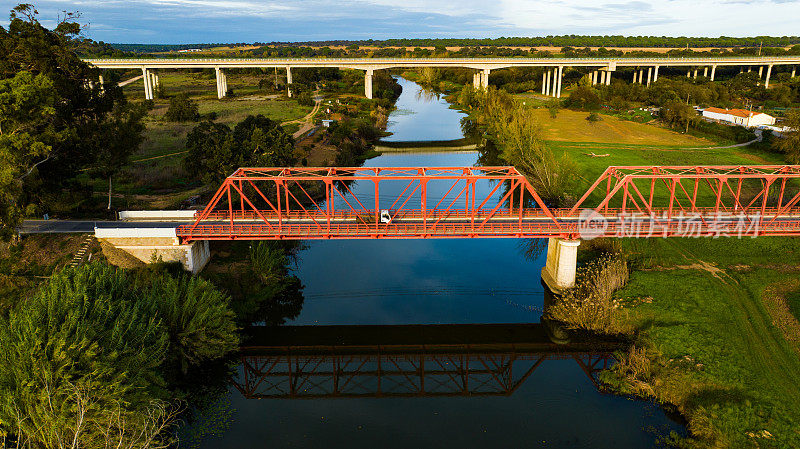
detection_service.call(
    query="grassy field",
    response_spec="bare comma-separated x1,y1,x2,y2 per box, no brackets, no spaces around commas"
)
598,238,800,447
532,108,717,146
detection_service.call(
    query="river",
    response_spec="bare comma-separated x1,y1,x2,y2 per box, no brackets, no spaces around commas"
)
190,78,682,448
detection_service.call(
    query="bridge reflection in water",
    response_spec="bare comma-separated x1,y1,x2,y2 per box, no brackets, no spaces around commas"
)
233,323,622,399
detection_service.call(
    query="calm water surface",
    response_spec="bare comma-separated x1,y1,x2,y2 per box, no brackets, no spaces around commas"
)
192,78,682,448
381,77,468,142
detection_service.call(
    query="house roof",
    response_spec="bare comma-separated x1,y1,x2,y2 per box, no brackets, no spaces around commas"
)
704,107,769,118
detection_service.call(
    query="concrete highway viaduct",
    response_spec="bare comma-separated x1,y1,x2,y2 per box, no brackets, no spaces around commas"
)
85,56,800,100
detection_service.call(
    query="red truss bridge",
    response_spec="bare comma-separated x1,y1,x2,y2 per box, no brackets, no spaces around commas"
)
176,165,800,242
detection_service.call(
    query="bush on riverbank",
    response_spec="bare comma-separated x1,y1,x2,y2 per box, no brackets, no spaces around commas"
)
0,262,239,447
548,251,631,334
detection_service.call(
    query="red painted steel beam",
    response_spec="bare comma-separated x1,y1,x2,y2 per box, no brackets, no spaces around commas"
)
176,165,800,241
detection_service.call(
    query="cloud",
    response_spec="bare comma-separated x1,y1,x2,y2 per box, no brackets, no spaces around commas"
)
3,0,800,43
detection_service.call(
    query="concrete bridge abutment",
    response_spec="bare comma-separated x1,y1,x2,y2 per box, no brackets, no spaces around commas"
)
541,238,581,293
95,227,210,274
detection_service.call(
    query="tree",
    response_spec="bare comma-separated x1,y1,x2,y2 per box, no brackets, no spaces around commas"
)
185,115,296,185
93,102,146,209
565,85,601,110
164,93,199,122
660,100,695,131
776,109,800,163
184,121,234,185
296,91,313,106
0,4,144,235
0,71,60,236
547,98,560,118
0,263,239,447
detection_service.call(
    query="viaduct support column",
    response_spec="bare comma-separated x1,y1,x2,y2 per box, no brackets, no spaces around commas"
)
555,66,563,98
476,72,481,90
600,70,606,85
214,67,225,99
286,66,292,97
481,68,491,90
693,69,698,79
365,68,374,99
765,64,773,89
646,67,652,86
591,70,597,85
710,65,716,81
792,66,796,78
545,70,551,96
759,66,764,78
703,67,708,77
541,71,546,94
141,68,153,100
542,238,581,292
653,65,659,82
605,70,611,86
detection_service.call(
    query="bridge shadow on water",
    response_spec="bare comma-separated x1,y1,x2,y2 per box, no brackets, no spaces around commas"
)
233,321,625,400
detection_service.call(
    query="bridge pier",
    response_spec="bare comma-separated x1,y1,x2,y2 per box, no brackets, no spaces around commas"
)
555,66,563,98
792,66,796,78
653,65,659,82
765,64,773,88
286,66,292,97
365,68,374,99
481,68,491,90
541,238,580,292
215,67,228,99
541,71,546,93
710,65,716,81
545,69,552,96
646,67,652,86
95,227,210,274
476,72,482,90
141,68,154,100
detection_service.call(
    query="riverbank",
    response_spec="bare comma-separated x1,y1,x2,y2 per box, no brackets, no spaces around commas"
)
591,238,800,448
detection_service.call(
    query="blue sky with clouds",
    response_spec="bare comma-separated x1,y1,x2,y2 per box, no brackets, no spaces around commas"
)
2,0,800,44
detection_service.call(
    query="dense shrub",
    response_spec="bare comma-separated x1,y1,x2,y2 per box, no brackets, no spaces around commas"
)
184,114,296,184
0,263,238,447
165,93,200,122
296,91,313,106
547,252,630,333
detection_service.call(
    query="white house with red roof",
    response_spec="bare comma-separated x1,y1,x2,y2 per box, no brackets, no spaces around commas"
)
702,107,776,128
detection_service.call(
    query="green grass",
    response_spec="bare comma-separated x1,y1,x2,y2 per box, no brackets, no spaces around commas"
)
605,237,800,447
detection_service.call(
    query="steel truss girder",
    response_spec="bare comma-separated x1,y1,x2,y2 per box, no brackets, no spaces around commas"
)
177,165,800,241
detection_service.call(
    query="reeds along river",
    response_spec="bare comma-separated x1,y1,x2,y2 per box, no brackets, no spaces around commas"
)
185,77,683,448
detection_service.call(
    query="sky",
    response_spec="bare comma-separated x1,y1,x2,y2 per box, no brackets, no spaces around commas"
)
1,0,800,44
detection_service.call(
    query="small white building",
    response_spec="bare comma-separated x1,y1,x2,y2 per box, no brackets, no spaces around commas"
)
702,107,776,128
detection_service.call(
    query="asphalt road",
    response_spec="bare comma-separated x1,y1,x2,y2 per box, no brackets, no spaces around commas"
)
19,220,182,234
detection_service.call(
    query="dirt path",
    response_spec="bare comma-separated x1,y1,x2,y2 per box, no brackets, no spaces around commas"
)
283,92,323,139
